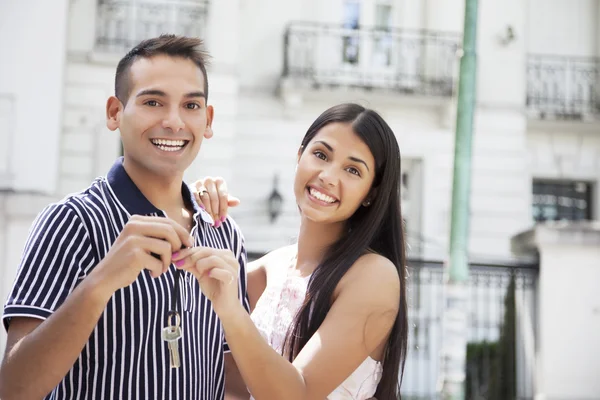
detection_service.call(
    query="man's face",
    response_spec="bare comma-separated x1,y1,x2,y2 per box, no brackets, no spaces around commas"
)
107,54,213,179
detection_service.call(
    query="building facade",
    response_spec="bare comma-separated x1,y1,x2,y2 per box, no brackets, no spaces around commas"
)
1,0,599,396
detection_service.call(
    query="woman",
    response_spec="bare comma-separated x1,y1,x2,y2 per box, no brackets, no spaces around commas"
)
174,103,408,399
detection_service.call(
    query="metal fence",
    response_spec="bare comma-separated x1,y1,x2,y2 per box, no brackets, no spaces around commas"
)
95,0,210,53
247,251,539,399
404,259,538,400
527,55,600,120
282,22,461,96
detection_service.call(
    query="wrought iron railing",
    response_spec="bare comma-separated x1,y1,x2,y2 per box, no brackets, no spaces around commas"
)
247,252,538,399
95,0,210,53
282,22,461,96
404,260,538,399
527,55,600,120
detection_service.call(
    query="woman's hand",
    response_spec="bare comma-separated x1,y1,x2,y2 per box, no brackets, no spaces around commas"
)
173,247,241,317
193,177,240,226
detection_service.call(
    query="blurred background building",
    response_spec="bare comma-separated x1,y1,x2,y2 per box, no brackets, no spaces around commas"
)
1,0,599,398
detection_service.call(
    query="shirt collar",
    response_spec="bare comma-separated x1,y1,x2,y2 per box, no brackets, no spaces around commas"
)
106,157,204,217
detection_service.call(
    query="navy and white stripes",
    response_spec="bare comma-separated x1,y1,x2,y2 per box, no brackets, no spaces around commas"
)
3,158,249,400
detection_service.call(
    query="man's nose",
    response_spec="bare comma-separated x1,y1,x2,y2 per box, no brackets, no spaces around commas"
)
162,108,185,133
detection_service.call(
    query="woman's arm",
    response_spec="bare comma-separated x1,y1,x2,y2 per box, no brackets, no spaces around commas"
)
221,253,400,400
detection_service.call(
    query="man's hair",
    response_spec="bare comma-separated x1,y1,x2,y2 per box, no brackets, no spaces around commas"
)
115,34,210,104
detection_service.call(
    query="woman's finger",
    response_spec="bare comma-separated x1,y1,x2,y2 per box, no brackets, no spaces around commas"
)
227,195,241,208
208,268,236,285
215,178,229,223
195,255,237,277
204,179,221,226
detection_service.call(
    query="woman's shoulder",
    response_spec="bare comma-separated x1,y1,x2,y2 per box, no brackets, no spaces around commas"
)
338,252,401,308
248,244,296,273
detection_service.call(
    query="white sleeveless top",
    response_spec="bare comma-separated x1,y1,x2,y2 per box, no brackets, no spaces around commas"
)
250,261,383,399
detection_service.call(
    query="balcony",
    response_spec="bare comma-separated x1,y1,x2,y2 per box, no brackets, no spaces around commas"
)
526,55,600,121
282,22,461,97
95,0,210,53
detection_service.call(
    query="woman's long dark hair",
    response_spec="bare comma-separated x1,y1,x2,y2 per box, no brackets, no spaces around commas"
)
282,103,408,399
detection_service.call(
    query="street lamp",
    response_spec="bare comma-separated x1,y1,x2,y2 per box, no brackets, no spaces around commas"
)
267,173,283,223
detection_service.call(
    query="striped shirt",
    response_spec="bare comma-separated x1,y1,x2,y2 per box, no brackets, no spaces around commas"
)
2,158,249,400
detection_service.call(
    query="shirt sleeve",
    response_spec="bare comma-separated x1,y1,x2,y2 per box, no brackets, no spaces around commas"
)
222,217,250,353
2,202,97,331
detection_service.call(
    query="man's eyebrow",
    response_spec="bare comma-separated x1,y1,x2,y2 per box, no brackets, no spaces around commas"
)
184,91,206,99
135,90,206,99
136,89,167,98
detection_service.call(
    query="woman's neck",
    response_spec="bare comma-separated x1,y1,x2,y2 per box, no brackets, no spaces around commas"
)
295,218,345,274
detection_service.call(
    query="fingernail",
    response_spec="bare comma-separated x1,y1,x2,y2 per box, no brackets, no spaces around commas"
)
221,216,226,223
199,203,205,210
172,251,180,258
175,259,185,267
214,220,221,228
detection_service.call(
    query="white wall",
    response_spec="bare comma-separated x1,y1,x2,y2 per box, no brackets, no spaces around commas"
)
513,224,600,400
526,0,598,56
0,0,69,194
237,0,304,91
0,95,15,187
0,194,54,360
424,0,464,32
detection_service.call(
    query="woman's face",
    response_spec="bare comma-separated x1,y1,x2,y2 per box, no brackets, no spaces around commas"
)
294,122,376,225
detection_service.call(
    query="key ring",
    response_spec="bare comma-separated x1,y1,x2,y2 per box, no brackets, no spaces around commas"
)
166,310,181,328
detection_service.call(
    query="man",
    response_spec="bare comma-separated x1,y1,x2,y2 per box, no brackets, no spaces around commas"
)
0,35,248,400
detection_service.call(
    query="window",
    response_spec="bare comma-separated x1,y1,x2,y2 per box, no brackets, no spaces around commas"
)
95,0,210,53
342,0,361,64
372,2,392,67
532,180,592,222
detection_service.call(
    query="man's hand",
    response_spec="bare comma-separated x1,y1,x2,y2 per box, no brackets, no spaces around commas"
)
92,215,194,294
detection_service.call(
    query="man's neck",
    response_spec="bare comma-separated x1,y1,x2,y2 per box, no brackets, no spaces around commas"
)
122,159,186,212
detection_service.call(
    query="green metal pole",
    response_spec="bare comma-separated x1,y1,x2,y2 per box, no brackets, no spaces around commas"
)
442,0,478,398
450,0,478,281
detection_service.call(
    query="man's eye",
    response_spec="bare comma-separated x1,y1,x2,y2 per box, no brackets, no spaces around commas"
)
145,100,159,107
186,103,201,110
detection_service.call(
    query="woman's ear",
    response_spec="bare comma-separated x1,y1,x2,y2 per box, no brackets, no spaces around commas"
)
297,145,304,164
363,187,379,207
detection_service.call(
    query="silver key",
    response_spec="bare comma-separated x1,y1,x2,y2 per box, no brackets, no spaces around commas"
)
163,312,182,368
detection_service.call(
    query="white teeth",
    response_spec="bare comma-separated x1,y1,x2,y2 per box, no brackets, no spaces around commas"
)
156,145,182,152
309,188,336,203
151,139,186,147
151,139,187,152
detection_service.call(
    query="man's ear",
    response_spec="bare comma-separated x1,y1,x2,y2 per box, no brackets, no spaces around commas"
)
204,105,215,139
106,96,123,132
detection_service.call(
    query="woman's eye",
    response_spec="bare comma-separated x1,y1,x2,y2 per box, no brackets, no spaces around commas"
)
347,167,361,176
314,151,327,160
